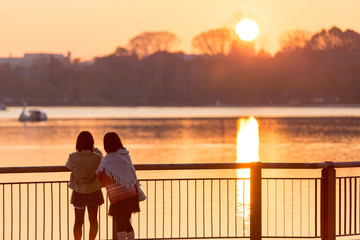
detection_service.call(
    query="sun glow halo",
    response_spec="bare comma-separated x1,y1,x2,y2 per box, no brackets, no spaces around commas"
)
236,19,259,41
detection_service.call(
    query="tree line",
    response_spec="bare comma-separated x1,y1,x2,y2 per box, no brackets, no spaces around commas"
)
1,26,360,106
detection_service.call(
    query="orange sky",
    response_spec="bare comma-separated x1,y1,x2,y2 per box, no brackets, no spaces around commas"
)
1,0,359,61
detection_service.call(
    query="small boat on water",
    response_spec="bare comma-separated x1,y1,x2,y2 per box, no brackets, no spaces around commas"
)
19,105,47,122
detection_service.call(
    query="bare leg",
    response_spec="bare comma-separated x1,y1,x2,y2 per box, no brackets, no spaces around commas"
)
74,208,85,240
87,206,99,240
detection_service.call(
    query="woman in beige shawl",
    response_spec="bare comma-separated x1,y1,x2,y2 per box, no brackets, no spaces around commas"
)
97,132,140,240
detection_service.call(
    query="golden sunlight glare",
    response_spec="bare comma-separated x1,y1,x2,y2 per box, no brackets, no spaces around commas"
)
236,116,259,163
236,116,259,222
236,19,259,41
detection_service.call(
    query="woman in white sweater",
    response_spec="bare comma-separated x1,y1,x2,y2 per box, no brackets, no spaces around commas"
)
66,131,104,240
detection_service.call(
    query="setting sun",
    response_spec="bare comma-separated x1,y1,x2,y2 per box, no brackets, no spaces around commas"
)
236,19,259,41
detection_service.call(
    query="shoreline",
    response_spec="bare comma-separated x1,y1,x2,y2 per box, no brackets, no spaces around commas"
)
2,105,360,120
3,102,360,108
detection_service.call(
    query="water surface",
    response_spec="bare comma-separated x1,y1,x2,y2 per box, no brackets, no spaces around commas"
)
1,106,360,171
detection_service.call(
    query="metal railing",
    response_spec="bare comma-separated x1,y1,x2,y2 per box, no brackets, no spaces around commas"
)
336,176,360,236
1,161,360,240
262,178,321,238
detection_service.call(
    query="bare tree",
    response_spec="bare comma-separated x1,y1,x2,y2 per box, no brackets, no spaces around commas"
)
128,31,180,58
192,28,233,55
306,26,360,51
279,29,312,52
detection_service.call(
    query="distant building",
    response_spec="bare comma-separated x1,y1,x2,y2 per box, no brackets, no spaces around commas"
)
0,52,71,68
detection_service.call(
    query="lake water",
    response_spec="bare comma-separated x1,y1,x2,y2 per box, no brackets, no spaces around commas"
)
1,106,360,179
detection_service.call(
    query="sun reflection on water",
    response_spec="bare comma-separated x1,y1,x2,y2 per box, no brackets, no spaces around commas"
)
236,116,259,225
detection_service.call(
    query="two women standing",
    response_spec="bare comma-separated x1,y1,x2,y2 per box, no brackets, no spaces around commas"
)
66,131,140,240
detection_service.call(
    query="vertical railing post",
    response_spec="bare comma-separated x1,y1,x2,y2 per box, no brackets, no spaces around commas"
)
250,162,262,240
321,161,336,240
113,218,117,240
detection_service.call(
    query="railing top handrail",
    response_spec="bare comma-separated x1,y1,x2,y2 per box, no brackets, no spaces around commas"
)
1,161,360,174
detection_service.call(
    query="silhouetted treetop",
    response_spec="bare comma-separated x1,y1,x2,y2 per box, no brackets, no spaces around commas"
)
128,31,180,58
192,28,233,55
306,26,360,51
114,47,131,57
279,29,312,52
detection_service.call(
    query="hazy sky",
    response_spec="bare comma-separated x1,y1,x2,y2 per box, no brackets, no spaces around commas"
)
1,0,359,60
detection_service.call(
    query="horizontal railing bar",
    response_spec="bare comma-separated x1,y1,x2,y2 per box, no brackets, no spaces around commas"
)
0,163,254,173
0,177,325,185
331,161,360,168
0,181,69,185
0,165,70,173
263,177,321,180
135,162,254,170
0,178,252,185
136,238,249,240
140,177,250,181
262,237,322,239
0,177,324,184
261,162,327,169
1,161,360,174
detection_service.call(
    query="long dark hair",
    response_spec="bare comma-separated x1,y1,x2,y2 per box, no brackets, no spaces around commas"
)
76,131,94,152
103,132,124,153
